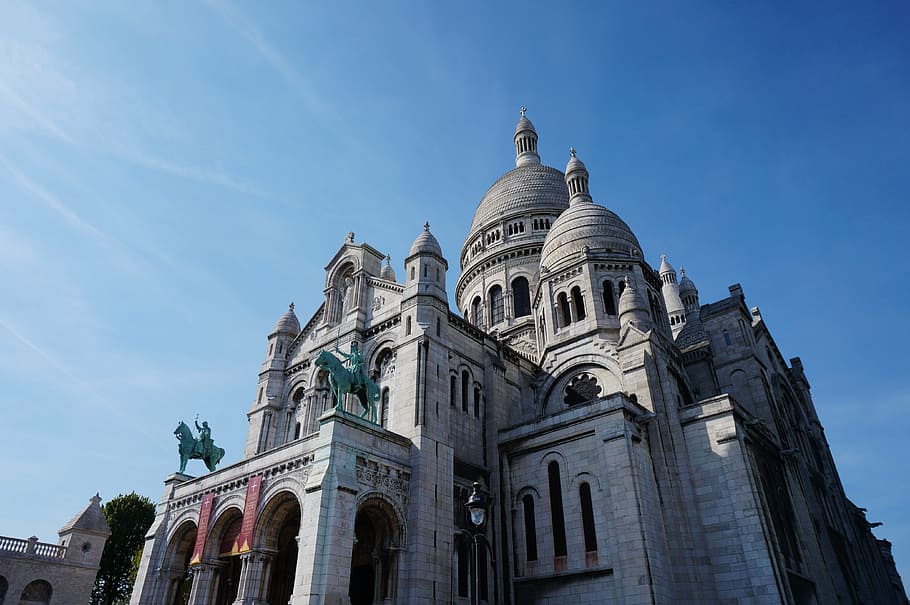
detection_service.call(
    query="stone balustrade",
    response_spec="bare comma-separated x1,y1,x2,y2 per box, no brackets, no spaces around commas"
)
0,535,67,558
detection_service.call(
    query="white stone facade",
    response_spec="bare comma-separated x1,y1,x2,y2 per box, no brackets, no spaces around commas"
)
130,113,907,605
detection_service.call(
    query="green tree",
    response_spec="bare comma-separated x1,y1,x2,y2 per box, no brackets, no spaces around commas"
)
91,492,156,605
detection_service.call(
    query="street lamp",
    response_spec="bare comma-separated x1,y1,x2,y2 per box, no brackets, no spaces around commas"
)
461,481,496,605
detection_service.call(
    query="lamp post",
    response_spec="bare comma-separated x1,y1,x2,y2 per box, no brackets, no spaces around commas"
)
462,481,496,605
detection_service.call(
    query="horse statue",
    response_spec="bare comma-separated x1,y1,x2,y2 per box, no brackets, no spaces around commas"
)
314,349,380,423
174,421,225,474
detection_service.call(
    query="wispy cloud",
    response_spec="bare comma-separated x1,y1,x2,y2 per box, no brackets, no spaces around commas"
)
203,0,327,114
0,80,75,144
0,155,111,243
0,314,83,384
115,146,283,203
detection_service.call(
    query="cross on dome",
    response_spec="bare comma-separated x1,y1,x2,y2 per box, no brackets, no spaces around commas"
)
424,222,431,232
520,106,527,117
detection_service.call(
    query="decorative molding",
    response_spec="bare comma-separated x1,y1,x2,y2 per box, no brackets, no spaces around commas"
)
356,456,411,508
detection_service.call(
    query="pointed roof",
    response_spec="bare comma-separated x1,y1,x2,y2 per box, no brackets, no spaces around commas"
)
273,303,300,334
659,254,675,276
409,222,444,258
59,494,111,535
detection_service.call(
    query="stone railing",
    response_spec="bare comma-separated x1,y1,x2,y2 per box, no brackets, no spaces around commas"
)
0,535,67,558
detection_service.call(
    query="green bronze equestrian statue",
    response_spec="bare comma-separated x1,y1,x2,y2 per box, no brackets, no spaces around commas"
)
315,342,380,423
175,417,225,473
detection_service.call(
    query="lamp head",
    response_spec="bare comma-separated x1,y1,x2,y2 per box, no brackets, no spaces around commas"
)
465,481,487,527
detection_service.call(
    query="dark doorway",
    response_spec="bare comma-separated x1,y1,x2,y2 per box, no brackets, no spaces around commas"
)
267,511,300,605
349,564,375,605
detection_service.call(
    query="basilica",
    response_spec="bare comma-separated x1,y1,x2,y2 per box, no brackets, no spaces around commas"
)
130,112,906,605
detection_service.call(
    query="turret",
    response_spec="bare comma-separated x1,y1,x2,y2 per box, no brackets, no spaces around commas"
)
679,268,700,319
380,255,397,282
404,223,448,302
246,303,298,457
565,147,592,205
58,494,110,566
514,106,540,167
659,255,686,337
402,223,448,340
618,275,651,331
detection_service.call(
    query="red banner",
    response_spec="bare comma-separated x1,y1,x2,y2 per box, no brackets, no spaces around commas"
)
190,493,215,565
235,475,262,554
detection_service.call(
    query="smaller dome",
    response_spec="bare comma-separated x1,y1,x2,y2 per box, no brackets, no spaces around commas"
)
679,268,697,296
273,303,300,334
540,202,641,271
380,255,396,281
565,147,586,175
514,106,536,137
409,222,443,257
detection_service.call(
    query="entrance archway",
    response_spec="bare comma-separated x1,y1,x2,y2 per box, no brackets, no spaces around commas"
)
207,508,243,605
348,496,403,605
257,491,301,605
162,520,197,605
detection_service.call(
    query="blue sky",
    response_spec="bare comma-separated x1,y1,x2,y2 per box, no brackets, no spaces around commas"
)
1,0,908,585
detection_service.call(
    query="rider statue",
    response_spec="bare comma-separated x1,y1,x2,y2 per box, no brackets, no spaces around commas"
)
195,416,213,458
335,341,367,391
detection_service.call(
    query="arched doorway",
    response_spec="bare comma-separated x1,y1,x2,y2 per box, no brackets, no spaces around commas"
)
256,491,301,605
162,520,197,605
348,496,403,605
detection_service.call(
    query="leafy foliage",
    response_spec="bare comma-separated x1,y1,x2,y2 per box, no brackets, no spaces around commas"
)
91,492,156,605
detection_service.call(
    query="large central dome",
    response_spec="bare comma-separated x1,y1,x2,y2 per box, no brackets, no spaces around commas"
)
468,163,569,234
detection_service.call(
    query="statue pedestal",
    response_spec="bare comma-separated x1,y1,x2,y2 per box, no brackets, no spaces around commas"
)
165,472,194,484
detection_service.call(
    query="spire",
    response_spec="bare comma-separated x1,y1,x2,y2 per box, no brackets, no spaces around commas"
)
659,254,677,284
514,106,540,167
565,147,592,205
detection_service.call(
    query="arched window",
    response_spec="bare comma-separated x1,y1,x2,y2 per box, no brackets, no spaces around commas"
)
450,375,457,407
381,388,390,428
473,387,481,417
548,461,567,557
410,266,415,281
602,280,617,315
512,276,531,318
522,495,538,562
557,292,571,327
579,482,597,552
294,422,301,439
572,286,586,321
471,296,482,326
461,370,469,412
406,316,412,335
489,285,504,324
20,580,52,604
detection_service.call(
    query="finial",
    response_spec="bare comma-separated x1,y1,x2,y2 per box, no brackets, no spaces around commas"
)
570,146,576,158
424,221,430,232
520,106,526,117
385,254,391,262
289,302,295,312
661,254,667,261
680,267,686,277
345,231,355,243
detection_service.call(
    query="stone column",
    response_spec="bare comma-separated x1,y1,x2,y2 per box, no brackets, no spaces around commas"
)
233,549,275,605
187,562,217,605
